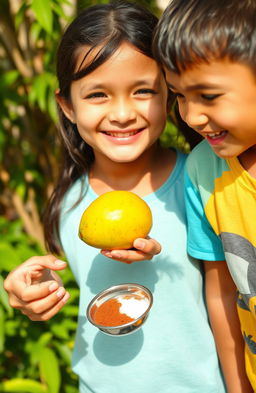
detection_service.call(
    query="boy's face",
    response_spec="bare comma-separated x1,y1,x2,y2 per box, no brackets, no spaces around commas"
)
165,60,256,159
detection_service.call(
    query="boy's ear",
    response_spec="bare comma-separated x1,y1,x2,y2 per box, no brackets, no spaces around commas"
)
55,89,76,123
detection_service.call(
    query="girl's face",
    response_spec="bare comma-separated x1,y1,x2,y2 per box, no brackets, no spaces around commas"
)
58,42,168,164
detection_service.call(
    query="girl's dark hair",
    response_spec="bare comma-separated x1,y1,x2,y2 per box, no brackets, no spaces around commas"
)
153,0,256,73
43,1,158,253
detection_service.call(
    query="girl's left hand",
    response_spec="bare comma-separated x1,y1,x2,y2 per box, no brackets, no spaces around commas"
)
100,237,161,263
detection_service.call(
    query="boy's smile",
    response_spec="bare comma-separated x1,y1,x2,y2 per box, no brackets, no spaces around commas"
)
165,60,256,159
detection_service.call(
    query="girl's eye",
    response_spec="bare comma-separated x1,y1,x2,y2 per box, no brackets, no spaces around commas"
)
86,92,107,99
201,94,220,101
135,88,157,96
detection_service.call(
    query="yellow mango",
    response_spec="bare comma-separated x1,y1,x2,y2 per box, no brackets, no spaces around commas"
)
79,191,152,250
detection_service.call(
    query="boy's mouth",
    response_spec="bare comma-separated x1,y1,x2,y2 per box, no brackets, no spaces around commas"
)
205,130,227,139
204,130,228,145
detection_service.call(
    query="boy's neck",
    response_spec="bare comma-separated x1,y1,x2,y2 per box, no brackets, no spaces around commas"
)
238,145,256,178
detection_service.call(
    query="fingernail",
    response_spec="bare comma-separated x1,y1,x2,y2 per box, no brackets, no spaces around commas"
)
49,282,58,292
56,287,65,297
134,240,145,250
54,259,66,266
62,293,70,303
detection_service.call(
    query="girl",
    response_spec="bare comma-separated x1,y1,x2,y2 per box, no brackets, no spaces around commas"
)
4,2,227,392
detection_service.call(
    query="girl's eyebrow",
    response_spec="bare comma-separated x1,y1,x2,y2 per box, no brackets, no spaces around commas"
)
80,78,160,93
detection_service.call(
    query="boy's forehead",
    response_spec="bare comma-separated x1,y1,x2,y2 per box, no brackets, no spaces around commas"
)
163,60,256,90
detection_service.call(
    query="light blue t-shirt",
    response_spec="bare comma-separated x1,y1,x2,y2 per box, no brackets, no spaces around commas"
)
60,150,226,393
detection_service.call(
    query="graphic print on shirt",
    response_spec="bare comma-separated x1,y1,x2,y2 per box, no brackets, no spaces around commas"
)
221,232,256,355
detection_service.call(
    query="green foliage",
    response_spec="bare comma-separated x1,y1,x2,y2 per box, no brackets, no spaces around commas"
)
0,217,79,391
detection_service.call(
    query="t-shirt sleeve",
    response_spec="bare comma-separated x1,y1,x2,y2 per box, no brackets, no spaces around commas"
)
184,168,225,261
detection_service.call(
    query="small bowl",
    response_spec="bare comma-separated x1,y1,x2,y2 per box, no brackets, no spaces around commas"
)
86,283,153,336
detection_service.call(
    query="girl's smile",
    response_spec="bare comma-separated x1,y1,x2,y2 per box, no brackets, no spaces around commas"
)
58,42,168,165
100,128,144,144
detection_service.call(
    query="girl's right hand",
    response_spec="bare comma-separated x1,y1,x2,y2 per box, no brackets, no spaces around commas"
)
3,255,70,321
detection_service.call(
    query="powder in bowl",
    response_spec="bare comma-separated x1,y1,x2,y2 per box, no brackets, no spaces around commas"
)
91,293,150,327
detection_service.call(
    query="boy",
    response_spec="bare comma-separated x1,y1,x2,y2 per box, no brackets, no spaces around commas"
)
154,0,256,391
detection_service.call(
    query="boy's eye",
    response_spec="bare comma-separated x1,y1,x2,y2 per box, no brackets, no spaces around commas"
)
201,94,220,101
86,92,107,99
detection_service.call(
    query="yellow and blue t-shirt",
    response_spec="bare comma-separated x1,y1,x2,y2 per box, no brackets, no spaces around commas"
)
185,140,256,390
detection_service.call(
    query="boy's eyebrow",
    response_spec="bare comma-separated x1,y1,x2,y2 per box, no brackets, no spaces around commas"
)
167,82,220,91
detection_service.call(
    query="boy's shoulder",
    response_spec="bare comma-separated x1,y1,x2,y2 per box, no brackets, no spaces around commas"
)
187,139,219,163
185,140,229,185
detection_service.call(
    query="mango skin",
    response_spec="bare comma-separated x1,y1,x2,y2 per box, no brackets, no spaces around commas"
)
78,191,153,250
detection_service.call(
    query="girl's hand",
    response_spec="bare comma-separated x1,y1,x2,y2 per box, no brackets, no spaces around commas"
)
3,255,70,321
101,237,161,264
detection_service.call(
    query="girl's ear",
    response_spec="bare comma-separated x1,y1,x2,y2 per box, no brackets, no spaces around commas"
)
55,89,76,123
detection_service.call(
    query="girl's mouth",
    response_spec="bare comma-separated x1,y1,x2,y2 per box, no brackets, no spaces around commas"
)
205,130,228,145
103,128,144,138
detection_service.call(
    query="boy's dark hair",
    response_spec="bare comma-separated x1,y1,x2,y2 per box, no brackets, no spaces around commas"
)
153,0,256,73
43,1,158,253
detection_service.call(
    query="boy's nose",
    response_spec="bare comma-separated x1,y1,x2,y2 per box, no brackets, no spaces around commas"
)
180,102,208,129
108,99,136,124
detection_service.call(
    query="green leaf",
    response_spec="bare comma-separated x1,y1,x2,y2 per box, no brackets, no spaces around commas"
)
54,342,72,365
0,276,14,317
39,347,61,393
0,70,19,87
0,242,21,271
0,305,5,352
0,378,47,393
15,2,28,30
31,0,53,34
47,91,57,122
50,322,69,339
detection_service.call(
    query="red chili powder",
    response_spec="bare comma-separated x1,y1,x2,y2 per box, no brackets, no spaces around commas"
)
92,298,134,327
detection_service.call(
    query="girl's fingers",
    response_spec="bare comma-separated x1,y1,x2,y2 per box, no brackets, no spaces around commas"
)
133,237,162,255
9,279,61,303
101,237,161,263
23,287,69,315
24,292,70,321
101,249,153,263
22,255,67,272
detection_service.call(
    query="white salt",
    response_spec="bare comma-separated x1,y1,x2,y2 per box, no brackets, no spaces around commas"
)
118,294,149,319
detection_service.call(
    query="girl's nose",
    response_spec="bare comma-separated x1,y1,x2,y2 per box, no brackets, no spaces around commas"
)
180,102,208,129
108,98,137,124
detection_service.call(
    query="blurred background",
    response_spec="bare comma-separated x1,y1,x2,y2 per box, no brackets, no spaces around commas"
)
0,0,187,391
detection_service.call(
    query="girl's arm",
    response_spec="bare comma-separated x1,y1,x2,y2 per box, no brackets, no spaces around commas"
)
101,237,161,263
204,260,253,393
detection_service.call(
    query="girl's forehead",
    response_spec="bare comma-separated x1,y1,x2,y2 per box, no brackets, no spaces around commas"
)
74,45,99,72
73,42,152,74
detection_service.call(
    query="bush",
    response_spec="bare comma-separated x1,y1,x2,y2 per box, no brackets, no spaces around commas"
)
0,217,79,392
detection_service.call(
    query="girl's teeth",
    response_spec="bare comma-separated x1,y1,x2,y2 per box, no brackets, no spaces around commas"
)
105,131,137,137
